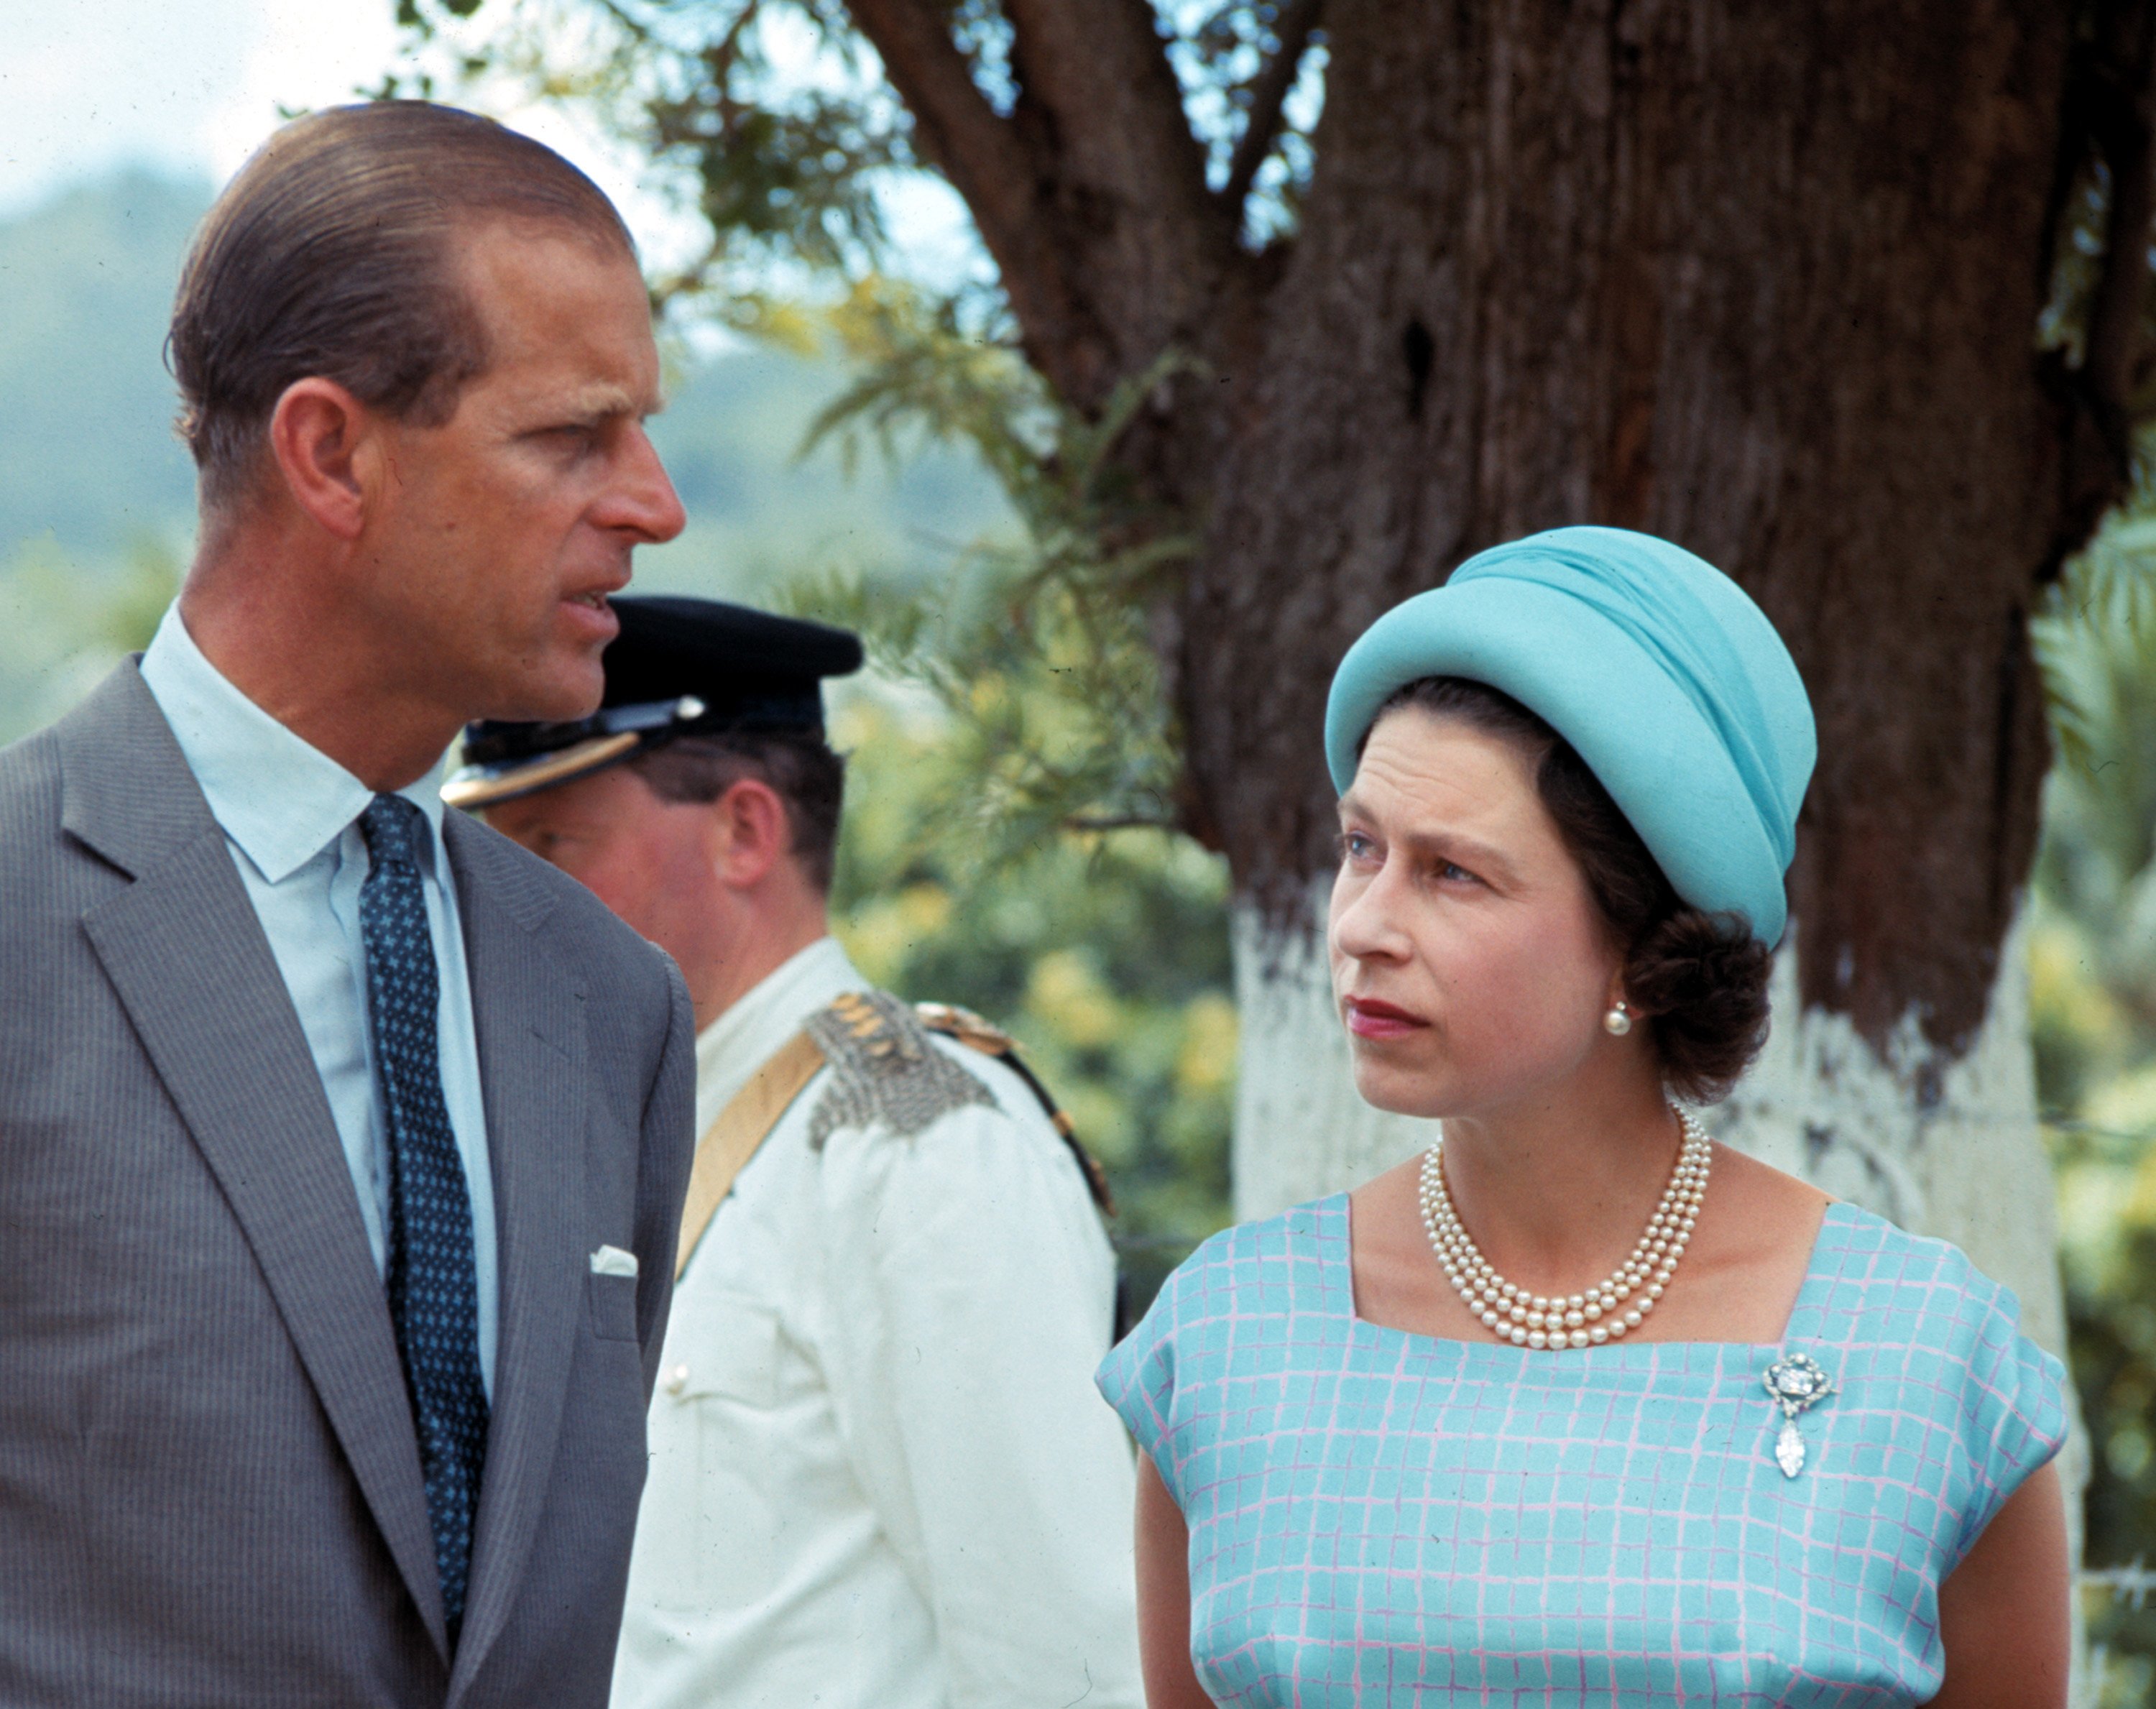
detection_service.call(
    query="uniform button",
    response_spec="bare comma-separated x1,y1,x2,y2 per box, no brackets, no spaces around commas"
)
664,1363,690,1396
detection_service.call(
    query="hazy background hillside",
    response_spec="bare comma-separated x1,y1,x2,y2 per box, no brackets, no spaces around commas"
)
0,169,1008,736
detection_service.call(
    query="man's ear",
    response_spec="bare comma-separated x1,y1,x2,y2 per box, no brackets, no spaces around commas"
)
264,377,383,541
709,778,793,889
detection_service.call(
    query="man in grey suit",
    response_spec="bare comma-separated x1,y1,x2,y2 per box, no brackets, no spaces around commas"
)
0,103,696,1706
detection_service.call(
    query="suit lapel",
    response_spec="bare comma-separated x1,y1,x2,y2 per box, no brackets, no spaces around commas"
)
60,665,449,1659
443,815,586,1698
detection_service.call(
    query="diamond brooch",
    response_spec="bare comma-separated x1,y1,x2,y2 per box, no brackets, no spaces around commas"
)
1763,1352,1833,1478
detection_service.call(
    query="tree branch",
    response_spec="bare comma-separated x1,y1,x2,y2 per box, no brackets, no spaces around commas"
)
1219,0,1325,218
847,0,1237,415
842,0,1048,267
2081,9,2156,469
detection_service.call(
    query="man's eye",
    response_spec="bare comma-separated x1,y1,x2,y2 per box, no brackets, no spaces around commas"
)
1436,860,1478,885
1337,831,1376,862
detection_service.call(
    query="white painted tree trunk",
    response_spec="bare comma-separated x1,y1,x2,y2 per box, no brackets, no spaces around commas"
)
1230,886,2092,1700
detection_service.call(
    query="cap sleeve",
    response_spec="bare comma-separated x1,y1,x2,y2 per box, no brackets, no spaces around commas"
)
1095,1245,1210,1511
1949,1271,2070,1565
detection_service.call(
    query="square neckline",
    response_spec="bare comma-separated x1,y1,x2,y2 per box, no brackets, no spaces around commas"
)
1335,1191,1848,1358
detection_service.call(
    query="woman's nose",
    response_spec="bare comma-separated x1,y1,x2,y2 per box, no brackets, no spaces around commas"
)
1330,862,1410,963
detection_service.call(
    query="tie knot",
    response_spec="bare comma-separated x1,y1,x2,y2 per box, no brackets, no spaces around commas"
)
360,793,426,872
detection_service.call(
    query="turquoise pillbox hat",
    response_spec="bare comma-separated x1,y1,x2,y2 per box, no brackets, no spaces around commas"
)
1322,526,1815,946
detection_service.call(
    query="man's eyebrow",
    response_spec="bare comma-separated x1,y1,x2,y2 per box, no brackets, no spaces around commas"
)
552,384,663,425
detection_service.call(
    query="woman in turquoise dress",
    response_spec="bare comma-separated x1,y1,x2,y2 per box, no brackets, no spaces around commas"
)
1097,528,2070,1708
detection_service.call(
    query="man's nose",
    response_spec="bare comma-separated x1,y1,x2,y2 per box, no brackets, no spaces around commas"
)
606,425,687,544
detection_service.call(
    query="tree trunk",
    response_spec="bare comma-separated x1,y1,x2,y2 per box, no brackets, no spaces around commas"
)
1193,8,2074,1245
1182,4,2094,1692
846,0,2121,1692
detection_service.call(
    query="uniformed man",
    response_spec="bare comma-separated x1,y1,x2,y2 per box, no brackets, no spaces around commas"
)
444,594,1143,1709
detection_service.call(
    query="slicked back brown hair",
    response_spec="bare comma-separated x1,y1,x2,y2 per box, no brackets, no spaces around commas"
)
168,101,636,510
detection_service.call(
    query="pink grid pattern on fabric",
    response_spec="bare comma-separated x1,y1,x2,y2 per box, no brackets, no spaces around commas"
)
1097,1199,2065,1707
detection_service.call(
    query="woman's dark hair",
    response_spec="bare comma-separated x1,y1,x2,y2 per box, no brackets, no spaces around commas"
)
1362,677,1772,1102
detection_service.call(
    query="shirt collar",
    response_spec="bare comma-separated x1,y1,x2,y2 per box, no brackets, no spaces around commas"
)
693,936,864,1123
137,602,451,884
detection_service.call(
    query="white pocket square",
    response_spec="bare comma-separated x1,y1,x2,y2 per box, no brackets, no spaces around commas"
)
590,1244,639,1278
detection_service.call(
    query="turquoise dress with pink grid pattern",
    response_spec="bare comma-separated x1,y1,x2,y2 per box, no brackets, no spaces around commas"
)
1096,1197,2066,1707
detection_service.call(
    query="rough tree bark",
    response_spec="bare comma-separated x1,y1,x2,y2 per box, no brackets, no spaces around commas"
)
841,3,2156,1690
1197,1,2077,1264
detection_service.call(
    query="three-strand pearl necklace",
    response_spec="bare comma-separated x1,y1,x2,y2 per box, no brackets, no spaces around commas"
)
1418,1106,1711,1349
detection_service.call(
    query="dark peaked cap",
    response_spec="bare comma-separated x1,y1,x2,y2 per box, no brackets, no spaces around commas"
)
442,594,864,810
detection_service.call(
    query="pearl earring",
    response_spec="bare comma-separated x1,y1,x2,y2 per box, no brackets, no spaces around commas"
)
1603,1001,1632,1036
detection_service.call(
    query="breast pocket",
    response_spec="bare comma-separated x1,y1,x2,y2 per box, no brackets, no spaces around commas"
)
637,1291,789,1612
657,1291,783,1409
586,1271,641,1342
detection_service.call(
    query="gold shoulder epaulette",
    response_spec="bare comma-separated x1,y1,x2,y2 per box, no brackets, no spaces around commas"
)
915,1001,1116,1218
802,990,993,1150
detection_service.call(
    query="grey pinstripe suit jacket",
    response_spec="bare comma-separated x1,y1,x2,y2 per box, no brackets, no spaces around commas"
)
0,662,697,1707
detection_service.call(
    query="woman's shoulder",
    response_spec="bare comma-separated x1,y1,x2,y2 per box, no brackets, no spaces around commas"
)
1095,1194,1353,1459
1100,1197,1350,1373
1805,1199,2023,1337
1158,1193,1352,1312
1805,1201,2071,1555
1805,1203,2067,1432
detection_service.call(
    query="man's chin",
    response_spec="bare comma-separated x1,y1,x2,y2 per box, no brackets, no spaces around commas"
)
483,654,607,724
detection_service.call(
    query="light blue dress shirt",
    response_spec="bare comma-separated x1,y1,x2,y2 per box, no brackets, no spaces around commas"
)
139,604,499,1397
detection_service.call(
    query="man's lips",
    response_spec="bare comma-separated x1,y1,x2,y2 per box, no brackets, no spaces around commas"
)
560,586,622,640
1344,998,1429,1040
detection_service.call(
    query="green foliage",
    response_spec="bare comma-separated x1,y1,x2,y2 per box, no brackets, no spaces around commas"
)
392,0,1326,288
773,280,1191,870
0,535,181,742
763,286,1233,1299
2033,517,2156,1089
824,684,1235,1309
2032,510,2156,1691
391,0,913,305
2034,509,2156,814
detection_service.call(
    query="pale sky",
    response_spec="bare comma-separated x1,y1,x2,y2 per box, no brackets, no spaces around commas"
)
0,0,978,285
0,0,698,261
1,0,402,212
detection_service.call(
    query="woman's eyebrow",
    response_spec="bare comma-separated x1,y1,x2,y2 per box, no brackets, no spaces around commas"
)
1336,798,1522,881
1395,825,1521,881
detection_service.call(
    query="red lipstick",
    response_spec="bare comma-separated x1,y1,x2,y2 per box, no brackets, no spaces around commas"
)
1345,998,1428,1040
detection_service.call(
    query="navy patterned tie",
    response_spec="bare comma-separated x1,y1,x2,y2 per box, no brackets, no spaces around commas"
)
358,793,489,1644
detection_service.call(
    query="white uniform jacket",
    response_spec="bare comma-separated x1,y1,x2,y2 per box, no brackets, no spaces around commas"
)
612,937,1142,1709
